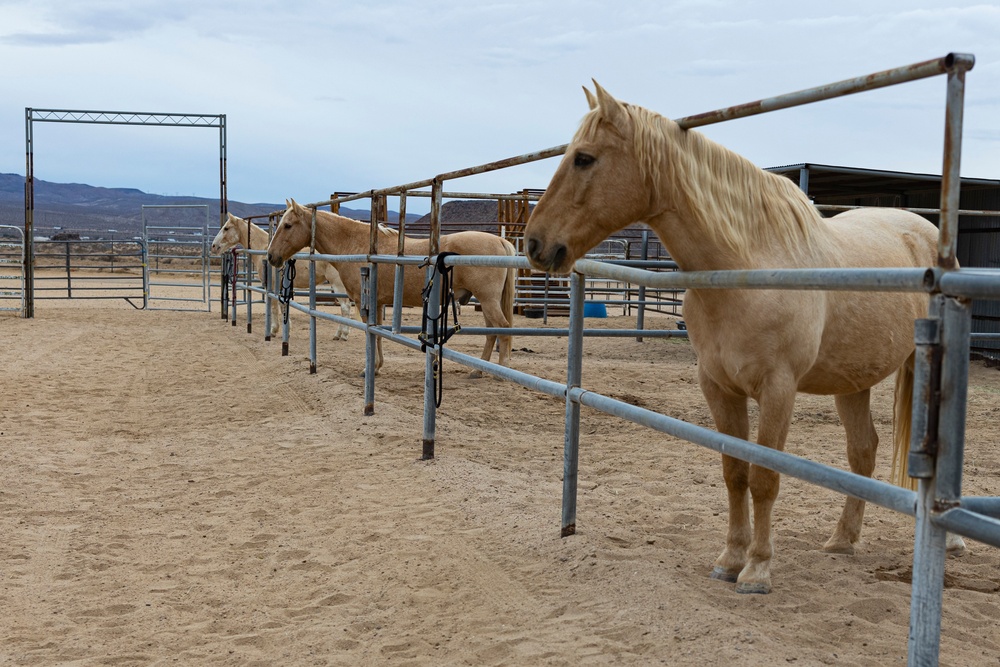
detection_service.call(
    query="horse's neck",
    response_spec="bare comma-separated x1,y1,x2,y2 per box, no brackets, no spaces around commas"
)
647,127,823,271
314,211,369,255
245,222,270,251
645,211,742,272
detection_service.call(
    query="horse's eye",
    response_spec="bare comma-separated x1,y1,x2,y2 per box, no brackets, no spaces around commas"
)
284,223,292,229
574,152,595,168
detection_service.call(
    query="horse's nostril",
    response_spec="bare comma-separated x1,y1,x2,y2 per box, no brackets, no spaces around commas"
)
526,237,539,260
552,244,567,270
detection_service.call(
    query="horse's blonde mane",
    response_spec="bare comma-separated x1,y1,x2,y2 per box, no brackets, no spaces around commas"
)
291,205,400,237
577,101,822,261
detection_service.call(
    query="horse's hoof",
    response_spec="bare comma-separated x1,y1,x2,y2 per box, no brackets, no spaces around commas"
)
946,534,968,557
736,581,771,595
709,567,738,583
821,541,856,555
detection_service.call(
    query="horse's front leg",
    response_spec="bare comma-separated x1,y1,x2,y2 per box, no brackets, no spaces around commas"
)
700,371,751,584
254,259,280,338
269,294,281,338
736,379,797,594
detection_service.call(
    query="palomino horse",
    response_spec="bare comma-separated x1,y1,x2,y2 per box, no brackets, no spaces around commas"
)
266,199,516,374
211,212,353,340
524,82,964,594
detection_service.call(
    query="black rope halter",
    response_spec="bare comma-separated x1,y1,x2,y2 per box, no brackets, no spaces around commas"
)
278,258,296,325
419,252,461,408
221,249,234,303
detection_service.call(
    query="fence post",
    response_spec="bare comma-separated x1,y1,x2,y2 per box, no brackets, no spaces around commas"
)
909,54,973,665
220,252,230,320
309,257,317,374
908,295,971,666
421,178,444,460
361,265,377,416
64,240,72,298
636,230,649,342
392,193,407,334
245,252,253,334
141,239,149,310
264,261,274,341
230,252,237,328
561,271,585,536
280,263,291,356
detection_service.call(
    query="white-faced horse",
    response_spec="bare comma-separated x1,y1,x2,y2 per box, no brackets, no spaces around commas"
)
266,199,517,374
211,212,353,340
523,82,964,594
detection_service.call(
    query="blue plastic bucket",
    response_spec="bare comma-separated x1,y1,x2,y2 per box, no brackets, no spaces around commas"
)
582,301,607,318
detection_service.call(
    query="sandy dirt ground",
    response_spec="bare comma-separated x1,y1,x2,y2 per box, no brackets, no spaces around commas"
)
1,285,999,666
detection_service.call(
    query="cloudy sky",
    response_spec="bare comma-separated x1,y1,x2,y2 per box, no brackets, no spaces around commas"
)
1,1,998,213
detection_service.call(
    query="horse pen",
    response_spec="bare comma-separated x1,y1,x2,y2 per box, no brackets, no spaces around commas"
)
2,53,1000,665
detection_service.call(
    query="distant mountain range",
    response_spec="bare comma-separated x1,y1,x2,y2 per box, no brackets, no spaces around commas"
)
0,173,418,237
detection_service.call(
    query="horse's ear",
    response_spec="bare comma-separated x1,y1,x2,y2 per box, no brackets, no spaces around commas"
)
583,85,597,110
592,80,628,134
285,198,292,209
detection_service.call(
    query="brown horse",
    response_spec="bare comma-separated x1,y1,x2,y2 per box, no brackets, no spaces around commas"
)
523,82,964,594
211,212,353,340
266,199,516,374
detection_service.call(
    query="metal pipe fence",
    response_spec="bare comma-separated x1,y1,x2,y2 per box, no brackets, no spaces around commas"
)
224,52,994,665
30,238,145,305
0,225,25,314
142,205,211,311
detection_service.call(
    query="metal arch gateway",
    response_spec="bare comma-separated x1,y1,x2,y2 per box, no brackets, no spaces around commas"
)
23,108,228,318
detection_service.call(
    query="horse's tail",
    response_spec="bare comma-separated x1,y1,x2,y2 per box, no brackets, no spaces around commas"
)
890,351,918,490
501,238,516,326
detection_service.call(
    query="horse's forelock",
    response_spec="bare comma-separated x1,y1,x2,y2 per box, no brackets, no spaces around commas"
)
280,206,300,227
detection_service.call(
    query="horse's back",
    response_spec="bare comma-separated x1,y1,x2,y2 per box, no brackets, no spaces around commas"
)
438,232,513,300
439,231,509,255
822,208,937,268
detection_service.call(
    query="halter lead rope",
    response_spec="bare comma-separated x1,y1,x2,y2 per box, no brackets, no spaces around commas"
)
419,252,461,408
278,258,296,325
221,249,235,302
228,248,239,315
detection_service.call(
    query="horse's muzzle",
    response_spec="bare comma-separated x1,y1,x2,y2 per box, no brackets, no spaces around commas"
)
525,237,568,274
266,252,283,268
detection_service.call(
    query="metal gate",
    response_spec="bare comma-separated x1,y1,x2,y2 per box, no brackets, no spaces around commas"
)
142,204,211,311
0,225,25,316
